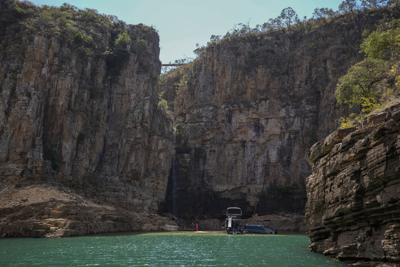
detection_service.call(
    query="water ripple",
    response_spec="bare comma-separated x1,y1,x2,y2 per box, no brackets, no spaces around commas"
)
0,233,345,267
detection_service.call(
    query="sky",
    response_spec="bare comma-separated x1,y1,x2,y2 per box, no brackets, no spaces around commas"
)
29,0,343,63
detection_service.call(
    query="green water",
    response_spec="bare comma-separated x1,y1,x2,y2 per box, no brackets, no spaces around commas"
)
0,233,344,267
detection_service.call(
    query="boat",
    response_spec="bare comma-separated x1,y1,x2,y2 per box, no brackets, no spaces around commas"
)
224,207,278,234
243,224,277,234
225,207,243,234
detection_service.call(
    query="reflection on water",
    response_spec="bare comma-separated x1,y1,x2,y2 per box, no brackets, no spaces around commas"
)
0,233,345,267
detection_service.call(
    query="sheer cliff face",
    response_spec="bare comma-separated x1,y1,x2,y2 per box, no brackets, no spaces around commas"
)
161,12,389,219
0,2,174,236
305,103,400,265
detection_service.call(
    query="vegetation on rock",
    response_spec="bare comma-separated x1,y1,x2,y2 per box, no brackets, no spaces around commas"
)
306,101,400,266
114,31,131,49
1,0,155,60
160,0,399,220
336,18,400,128
193,0,399,57
0,0,173,237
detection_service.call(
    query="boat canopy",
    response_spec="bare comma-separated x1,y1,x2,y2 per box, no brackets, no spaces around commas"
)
226,207,242,217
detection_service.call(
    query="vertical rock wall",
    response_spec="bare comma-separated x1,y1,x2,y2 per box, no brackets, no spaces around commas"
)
306,103,400,266
0,1,174,236
161,10,395,220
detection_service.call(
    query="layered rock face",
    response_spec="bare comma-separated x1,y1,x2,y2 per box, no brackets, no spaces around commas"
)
0,1,174,236
306,103,400,266
161,11,392,220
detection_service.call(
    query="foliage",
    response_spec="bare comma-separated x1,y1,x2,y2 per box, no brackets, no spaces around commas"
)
72,28,93,45
339,0,359,13
339,117,356,129
279,7,300,28
262,7,300,31
14,1,36,15
158,91,169,112
114,31,131,48
361,95,383,113
312,8,337,20
361,28,400,60
194,45,205,56
335,18,400,127
209,35,221,43
336,58,388,108
194,0,395,58
361,0,390,9
8,1,132,56
174,57,193,64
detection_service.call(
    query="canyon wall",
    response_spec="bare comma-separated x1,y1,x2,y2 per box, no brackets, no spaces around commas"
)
2,0,400,239
306,103,400,266
0,1,174,237
161,10,393,221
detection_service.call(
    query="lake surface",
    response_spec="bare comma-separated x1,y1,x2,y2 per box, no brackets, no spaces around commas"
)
0,232,345,267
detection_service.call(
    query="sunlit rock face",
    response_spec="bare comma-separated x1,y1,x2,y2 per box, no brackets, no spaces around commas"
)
0,1,174,236
306,103,400,266
160,10,394,220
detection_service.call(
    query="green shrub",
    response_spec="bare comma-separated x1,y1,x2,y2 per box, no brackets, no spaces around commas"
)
60,3,77,12
360,96,382,113
114,31,131,48
339,117,355,129
334,20,400,127
15,1,36,15
335,58,388,109
158,98,169,112
361,28,400,60
73,30,93,45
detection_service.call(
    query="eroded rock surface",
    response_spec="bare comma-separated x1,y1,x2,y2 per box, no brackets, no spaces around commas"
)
0,1,174,236
306,103,400,266
0,185,175,237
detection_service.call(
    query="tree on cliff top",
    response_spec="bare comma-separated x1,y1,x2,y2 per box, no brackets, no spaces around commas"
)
199,0,396,58
114,31,131,49
336,59,388,113
337,0,395,12
339,0,359,13
336,20,400,127
260,7,300,32
361,0,390,9
279,7,300,28
361,27,400,60
312,8,337,20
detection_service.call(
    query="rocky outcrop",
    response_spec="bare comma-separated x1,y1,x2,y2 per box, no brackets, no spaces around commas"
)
0,185,175,237
306,103,400,266
161,9,398,220
0,1,175,236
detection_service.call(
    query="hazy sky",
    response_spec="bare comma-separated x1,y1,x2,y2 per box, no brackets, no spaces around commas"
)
29,0,343,63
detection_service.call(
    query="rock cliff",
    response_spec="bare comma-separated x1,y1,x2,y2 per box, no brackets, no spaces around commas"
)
3,0,400,239
306,102,400,266
160,10,396,222
0,1,174,237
